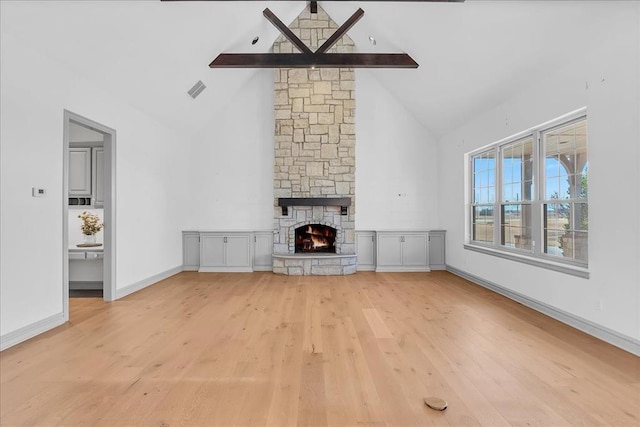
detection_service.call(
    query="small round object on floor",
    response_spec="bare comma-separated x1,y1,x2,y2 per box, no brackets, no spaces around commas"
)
424,396,448,411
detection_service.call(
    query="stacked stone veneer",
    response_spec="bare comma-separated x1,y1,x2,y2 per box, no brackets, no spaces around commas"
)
272,6,356,275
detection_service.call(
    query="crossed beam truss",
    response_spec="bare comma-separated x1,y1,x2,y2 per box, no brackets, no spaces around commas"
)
209,6,418,68
162,0,464,68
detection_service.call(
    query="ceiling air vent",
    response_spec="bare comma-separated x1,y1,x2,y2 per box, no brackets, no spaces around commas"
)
187,80,206,99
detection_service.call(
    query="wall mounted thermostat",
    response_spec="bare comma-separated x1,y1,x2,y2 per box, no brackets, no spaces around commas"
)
32,187,46,197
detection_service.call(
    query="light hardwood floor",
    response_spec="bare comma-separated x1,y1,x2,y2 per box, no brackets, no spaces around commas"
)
1,271,639,426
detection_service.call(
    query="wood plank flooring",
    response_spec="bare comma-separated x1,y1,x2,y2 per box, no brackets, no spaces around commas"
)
1,271,638,426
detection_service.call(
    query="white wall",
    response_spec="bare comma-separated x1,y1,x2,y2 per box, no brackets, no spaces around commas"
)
188,69,275,231
437,7,640,344
0,32,190,339
356,70,440,230
186,67,442,234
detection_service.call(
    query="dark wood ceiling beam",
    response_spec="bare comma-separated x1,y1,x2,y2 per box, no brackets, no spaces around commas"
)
263,8,313,54
315,8,364,54
209,53,418,68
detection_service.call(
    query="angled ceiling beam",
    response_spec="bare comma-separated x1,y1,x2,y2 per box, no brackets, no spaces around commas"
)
315,8,364,54
209,53,418,68
263,8,313,54
200,4,435,68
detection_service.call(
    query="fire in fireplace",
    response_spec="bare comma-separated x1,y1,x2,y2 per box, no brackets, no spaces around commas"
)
295,224,337,253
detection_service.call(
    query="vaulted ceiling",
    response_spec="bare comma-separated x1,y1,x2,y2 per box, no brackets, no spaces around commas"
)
0,1,626,138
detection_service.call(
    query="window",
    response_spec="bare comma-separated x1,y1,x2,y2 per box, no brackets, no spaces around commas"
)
467,111,588,274
471,150,495,243
500,137,534,250
542,119,588,263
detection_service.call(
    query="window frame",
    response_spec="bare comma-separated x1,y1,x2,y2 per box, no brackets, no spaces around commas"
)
465,108,589,278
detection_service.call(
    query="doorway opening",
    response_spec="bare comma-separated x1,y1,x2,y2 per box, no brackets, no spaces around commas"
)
63,111,116,319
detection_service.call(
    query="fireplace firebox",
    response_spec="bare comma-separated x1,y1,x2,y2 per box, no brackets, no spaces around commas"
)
295,224,337,253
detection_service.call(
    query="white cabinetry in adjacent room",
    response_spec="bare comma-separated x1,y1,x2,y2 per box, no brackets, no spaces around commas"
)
375,231,429,272
355,231,376,271
69,248,103,290
69,146,104,207
199,232,252,272
92,148,105,207
69,147,92,196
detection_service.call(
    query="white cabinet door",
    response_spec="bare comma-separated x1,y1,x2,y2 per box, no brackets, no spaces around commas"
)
376,231,430,272
92,148,105,207
182,231,200,271
253,232,273,271
402,234,428,267
377,234,402,267
69,148,92,196
200,234,225,268
199,232,253,272
428,230,446,270
356,231,376,271
225,235,252,268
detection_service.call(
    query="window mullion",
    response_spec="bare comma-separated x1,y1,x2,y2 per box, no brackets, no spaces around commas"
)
532,131,542,257
494,146,501,249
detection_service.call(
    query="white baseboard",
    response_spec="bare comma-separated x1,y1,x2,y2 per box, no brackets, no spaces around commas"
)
198,267,253,273
115,265,183,299
446,265,640,356
375,267,431,273
1,266,184,352
0,312,66,352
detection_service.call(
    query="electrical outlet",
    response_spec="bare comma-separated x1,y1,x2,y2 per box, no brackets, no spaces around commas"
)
32,187,46,198
596,299,603,311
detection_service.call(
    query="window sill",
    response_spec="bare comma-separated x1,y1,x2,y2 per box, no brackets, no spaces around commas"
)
463,244,590,279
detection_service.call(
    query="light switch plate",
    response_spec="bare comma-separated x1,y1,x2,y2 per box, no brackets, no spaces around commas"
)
32,187,46,197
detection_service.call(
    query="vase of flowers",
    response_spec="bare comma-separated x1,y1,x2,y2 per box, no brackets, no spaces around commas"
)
78,211,104,244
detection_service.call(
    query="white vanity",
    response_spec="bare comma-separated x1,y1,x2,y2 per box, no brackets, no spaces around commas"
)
69,246,103,290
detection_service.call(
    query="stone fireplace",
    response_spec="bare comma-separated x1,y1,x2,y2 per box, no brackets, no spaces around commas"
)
272,5,357,275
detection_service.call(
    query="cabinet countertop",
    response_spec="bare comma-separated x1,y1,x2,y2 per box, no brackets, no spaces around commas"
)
69,246,103,253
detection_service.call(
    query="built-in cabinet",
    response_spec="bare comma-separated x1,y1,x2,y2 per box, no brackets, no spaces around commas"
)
69,148,92,196
183,231,263,272
182,231,200,271
69,248,103,290
428,230,446,270
376,231,430,272
69,146,104,207
92,148,105,207
182,230,444,273
200,232,253,272
253,231,274,271
355,231,376,271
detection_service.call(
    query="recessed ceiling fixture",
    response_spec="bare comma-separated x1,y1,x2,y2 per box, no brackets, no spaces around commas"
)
368,36,377,46
187,80,206,99
252,36,259,45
